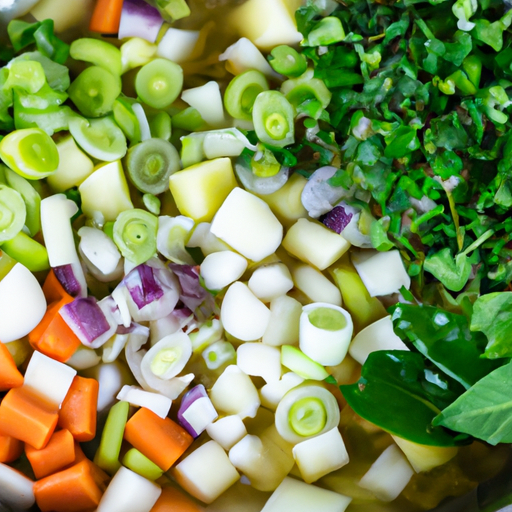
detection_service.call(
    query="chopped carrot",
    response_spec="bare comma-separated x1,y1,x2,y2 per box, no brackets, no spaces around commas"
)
42,269,69,304
0,387,58,450
26,429,76,479
89,0,124,34
73,443,110,492
0,341,23,390
124,408,193,471
34,460,103,512
59,376,99,442
151,486,203,512
28,296,81,363
0,433,23,463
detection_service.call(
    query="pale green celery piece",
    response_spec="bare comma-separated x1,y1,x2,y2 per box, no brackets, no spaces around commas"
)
113,208,158,265
94,401,130,475
4,61,46,94
0,127,59,180
122,448,164,481
252,90,295,148
180,133,206,168
223,69,269,121
120,38,157,74
0,249,17,280
13,51,70,92
306,17,346,46
113,96,141,145
1,231,49,272
281,345,329,381
289,397,327,436
202,340,236,370
70,38,123,76
154,0,191,21
172,107,204,131
148,111,172,141
4,167,41,236
68,116,127,162
251,144,281,177
0,184,26,243
143,193,161,215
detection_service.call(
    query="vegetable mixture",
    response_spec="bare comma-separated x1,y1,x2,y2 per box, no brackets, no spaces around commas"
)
1,0,512,510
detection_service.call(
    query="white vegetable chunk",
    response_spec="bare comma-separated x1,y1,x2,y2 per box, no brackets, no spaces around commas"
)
182,396,218,436
248,263,293,302
210,365,260,419
260,372,304,411
157,215,195,265
182,81,225,127
206,415,247,451
116,385,172,419
200,251,248,290
221,282,270,341
291,264,342,306
132,103,151,141
23,350,77,409
67,346,102,370
262,294,302,347
0,263,46,343
358,444,414,502
299,303,353,366
352,250,411,297
211,188,283,262
187,221,231,255
157,28,200,63
174,441,240,504
349,315,409,365
219,37,277,77
0,462,35,510
260,476,352,512
96,467,162,512
237,343,282,383
292,428,349,484
78,226,122,276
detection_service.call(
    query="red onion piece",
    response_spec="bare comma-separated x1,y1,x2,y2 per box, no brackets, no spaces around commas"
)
177,384,218,438
53,263,84,297
320,205,353,234
118,0,164,43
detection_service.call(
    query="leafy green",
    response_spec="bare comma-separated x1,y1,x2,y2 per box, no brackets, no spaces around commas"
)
424,248,471,292
340,351,468,446
434,362,512,445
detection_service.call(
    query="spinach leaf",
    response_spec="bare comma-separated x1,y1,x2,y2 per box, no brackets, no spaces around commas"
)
424,248,471,292
434,361,512,445
471,292,512,358
339,350,468,446
391,304,502,389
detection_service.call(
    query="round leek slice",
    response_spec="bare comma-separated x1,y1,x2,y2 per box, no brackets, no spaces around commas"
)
0,128,59,180
0,185,26,243
113,208,158,265
135,58,183,109
69,116,127,162
223,70,269,121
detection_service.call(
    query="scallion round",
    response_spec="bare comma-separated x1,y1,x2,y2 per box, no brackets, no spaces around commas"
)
268,45,307,77
223,70,269,121
0,185,26,242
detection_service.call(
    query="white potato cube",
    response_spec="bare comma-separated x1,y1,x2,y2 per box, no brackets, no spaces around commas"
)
96,467,162,512
174,441,240,504
292,428,349,484
263,294,302,347
210,365,260,418
200,251,248,290
24,351,77,409
358,444,414,502
260,372,304,411
0,263,47,343
157,28,200,63
349,316,409,365
391,436,458,473
352,250,410,297
116,385,172,419
237,343,281,383
221,282,270,341
211,188,283,262
261,476,352,512
283,218,351,270
248,263,293,302
206,415,247,450
291,264,342,306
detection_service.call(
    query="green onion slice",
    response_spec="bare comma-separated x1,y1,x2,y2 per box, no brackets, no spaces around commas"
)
224,70,269,121
268,45,308,77
70,38,123,77
0,184,26,243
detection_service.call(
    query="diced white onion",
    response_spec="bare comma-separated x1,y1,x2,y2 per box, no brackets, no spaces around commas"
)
116,385,172,419
0,462,35,510
182,396,218,436
66,345,102,370
262,295,302,347
206,415,247,451
157,215,195,265
200,251,247,291
157,28,200,63
248,263,293,302
237,343,282,383
181,81,225,127
259,372,304,411
219,37,277,77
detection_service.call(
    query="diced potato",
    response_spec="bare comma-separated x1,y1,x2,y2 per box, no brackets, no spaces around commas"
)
262,294,302,347
237,343,282,383
258,173,308,228
206,416,247,451
174,441,240,504
47,135,94,192
79,160,133,223
291,264,342,306
169,158,237,223
200,251,248,290
248,263,293,302
211,188,283,262
283,218,350,271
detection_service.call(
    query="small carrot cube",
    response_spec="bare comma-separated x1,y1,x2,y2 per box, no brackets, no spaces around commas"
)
59,376,99,442
124,407,193,471
42,269,70,304
151,486,203,512
0,387,58,449
0,433,23,463
0,341,23,390
26,429,76,479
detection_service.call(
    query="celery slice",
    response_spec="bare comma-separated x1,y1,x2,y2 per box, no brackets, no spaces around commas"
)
122,448,164,481
281,345,329,381
113,96,141,145
148,111,172,141
70,38,122,77
4,60,45,94
1,231,49,272
0,185,26,243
